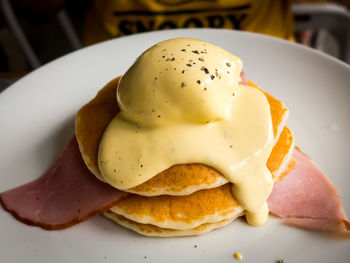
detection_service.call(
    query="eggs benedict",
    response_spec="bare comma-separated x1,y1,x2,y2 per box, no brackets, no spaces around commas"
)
4,38,346,237
76,38,294,235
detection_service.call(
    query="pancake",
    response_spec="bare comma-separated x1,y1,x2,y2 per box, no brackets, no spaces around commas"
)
267,126,295,181
248,80,289,144
75,77,120,181
75,77,290,196
276,157,296,183
76,76,295,236
109,183,243,230
126,125,294,196
126,164,228,196
104,212,239,237
107,157,296,232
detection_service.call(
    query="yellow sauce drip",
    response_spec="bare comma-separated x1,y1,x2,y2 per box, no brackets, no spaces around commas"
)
98,38,274,226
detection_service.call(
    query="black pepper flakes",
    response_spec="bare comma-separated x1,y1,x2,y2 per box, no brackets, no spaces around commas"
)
157,115,161,118
198,58,204,61
210,75,215,80
186,63,192,67
181,49,186,52
197,80,201,84
201,67,209,74
192,50,199,54
162,56,165,58
226,62,231,67
171,57,175,61
181,82,186,88
194,245,198,248
182,70,185,74
204,87,207,91
154,77,157,80
140,164,143,168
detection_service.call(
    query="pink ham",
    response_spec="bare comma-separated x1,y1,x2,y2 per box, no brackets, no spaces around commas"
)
268,148,350,232
239,71,248,85
1,135,349,233
285,218,350,232
0,137,126,230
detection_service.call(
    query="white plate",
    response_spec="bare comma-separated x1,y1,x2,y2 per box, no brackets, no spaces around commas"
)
1,29,349,263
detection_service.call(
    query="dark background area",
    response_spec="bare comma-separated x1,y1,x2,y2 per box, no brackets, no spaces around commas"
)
0,0,349,91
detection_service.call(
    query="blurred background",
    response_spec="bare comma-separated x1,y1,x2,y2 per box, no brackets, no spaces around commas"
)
0,0,349,91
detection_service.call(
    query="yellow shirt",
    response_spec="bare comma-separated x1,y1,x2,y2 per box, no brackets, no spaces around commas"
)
85,0,294,45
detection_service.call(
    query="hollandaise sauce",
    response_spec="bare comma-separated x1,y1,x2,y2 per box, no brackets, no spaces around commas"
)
98,38,274,226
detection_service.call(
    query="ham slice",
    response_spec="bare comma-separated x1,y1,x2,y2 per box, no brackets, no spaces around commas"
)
0,137,126,230
1,136,348,233
268,148,350,232
285,218,350,232
239,71,248,85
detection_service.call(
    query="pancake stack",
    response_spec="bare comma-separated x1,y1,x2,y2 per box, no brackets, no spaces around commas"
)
75,77,295,237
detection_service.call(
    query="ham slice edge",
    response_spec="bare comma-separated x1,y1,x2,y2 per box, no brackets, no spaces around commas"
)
268,148,350,232
1,136,349,233
0,137,126,230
